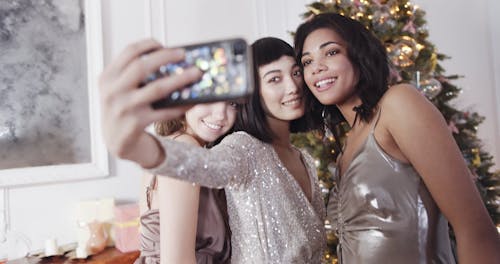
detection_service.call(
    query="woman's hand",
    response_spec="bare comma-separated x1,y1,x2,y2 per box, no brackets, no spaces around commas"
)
98,39,202,167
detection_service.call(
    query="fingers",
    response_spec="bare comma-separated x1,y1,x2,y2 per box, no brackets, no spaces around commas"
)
126,67,203,108
104,39,163,78
97,38,200,161
117,48,187,91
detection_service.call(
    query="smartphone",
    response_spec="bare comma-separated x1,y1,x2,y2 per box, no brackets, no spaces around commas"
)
142,38,253,108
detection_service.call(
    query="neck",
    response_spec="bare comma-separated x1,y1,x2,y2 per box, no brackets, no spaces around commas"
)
184,127,208,146
267,118,292,149
273,140,293,151
337,95,363,128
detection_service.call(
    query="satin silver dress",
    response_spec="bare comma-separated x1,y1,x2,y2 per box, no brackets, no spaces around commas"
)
151,131,326,264
327,113,455,263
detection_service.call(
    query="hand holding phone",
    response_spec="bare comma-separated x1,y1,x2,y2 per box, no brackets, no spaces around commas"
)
141,38,253,108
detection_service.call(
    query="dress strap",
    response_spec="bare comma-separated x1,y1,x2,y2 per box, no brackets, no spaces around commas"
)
370,107,382,134
146,175,157,210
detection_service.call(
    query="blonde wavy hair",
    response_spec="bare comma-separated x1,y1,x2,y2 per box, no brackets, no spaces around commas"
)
154,118,186,136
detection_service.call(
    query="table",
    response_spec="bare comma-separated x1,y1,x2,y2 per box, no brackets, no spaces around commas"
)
7,247,139,264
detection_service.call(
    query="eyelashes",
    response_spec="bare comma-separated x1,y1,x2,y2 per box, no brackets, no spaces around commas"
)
301,48,341,67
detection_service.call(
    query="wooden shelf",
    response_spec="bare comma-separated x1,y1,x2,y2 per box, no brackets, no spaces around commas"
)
7,247,139,264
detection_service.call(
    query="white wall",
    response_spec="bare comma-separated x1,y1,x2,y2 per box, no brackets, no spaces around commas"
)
488,0,500,166
2,0,499,259
413,0,500,167
2,0,149,257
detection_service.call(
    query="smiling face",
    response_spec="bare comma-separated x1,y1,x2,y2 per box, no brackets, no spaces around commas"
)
258,55,305,123
185,101,237,143
300,28,359,106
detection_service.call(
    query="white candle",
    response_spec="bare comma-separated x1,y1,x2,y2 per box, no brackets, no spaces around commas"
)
44,238,59,256
75,246,88,259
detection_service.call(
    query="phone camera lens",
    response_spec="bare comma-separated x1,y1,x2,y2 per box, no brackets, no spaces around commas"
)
233,40,246,56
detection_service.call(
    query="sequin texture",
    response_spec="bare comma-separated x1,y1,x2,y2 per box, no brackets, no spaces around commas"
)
150,131,326,263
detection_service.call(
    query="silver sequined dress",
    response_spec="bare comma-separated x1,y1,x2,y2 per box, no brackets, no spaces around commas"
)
151,131,326,263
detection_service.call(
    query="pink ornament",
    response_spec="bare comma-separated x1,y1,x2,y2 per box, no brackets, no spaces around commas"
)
437,76,449,83
448,121,459,134
389,66,402,83
402,20,416,34
469,169,479,182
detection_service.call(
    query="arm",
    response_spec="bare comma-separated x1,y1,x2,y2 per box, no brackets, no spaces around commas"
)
158,134,201,264
149,131,254,188
383,84,500,263
98,39,202,168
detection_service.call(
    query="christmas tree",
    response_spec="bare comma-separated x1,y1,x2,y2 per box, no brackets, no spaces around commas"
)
290,0,500,262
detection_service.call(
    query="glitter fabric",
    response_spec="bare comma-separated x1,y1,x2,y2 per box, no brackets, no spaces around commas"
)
150,131,326,263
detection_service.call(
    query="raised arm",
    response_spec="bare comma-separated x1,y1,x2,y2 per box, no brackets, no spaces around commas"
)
150,131,254,189
158,134,202,264
383,84,500,263
98,39,202,168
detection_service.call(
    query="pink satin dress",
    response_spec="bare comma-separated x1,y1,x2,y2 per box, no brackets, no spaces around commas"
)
134,176,231,264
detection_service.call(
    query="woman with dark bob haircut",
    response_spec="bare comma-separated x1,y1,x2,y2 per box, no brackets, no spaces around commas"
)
234,37,308,140
295,13,500,263
98,36,326,263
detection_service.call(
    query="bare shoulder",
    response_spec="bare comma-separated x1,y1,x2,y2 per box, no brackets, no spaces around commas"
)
380,83,427,109
379,83,440,123
168,133,201,146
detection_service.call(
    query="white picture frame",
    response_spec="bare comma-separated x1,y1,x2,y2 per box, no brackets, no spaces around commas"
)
0,0,108,187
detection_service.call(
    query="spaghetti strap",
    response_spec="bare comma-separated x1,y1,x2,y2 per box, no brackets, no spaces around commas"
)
370,107,382,133
146,175,157,210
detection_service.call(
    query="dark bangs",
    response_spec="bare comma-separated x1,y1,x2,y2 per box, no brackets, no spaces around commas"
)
233,37,302,142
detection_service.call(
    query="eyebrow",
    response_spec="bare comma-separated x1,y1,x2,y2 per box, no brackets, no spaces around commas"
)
301,41,340,57
263,70,281,79
262,64,299,79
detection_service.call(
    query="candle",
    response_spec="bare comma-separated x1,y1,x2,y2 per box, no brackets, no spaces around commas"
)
75,246,88,259
44,238,59,256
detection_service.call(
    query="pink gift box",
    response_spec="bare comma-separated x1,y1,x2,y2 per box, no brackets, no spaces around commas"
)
113,203,140,252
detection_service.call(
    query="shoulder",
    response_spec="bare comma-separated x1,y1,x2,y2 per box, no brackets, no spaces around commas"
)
168,133,201,146
378,83,446,137
378,83,439,122
221,131,263,146
379,83,426,109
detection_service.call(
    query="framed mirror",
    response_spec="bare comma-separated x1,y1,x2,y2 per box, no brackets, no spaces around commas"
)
0,0,108,187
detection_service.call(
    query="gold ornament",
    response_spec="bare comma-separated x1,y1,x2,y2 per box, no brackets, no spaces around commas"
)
386,36,420,68
429,53,438,72
471,148,481,167
307,6,321,15
372,6,395,33
386,44,412,67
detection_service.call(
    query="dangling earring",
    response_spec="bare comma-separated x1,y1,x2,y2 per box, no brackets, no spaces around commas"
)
322,107,334,142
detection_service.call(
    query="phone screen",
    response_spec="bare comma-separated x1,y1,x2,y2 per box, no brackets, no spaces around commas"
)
142,38,252,108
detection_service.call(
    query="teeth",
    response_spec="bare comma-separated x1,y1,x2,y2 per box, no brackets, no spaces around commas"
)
315,78,335,87
282,98,301,106
203,120,222,130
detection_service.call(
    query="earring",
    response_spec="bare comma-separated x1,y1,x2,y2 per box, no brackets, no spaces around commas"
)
322,107,334,142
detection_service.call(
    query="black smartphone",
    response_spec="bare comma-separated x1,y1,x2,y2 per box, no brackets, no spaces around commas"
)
142,38,253,108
